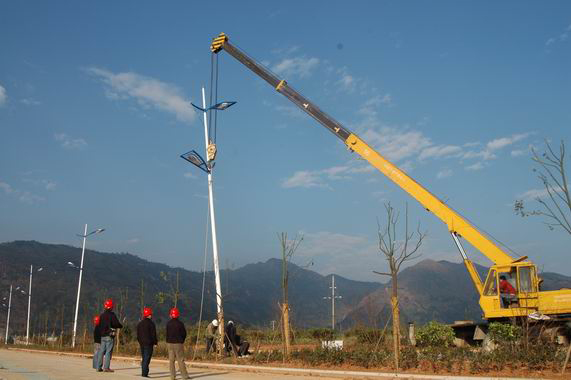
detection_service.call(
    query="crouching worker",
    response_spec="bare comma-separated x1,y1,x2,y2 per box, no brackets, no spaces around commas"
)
137,307,157,378
205,319,219,353
97,299,123,372
166,308,189,380
92,316,102,370
225,320,250,357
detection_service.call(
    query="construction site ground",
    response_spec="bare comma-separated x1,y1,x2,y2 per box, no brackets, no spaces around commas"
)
0,347,561,380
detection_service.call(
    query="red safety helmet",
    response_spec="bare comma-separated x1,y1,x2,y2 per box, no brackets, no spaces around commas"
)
104,299,114,310
93,315,100,325
169,307,180,318
143,307,153,318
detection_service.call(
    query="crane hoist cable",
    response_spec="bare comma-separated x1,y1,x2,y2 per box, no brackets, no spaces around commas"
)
206,53,220,164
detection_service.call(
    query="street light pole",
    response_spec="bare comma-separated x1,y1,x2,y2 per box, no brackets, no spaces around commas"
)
26,265,32,345
5,284,12,344
200,86,225,352
72,224,88,348
72,225,105,348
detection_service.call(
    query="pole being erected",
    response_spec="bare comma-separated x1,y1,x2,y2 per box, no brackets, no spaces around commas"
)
201,86,225,353
26,265,32,345
5,284,12,344
72,223,88,348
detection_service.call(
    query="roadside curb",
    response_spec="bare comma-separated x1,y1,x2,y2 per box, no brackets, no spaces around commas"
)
5,347,524,380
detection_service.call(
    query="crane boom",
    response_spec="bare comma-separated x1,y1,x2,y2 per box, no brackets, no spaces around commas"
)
209,32,571,323
212,33,514,274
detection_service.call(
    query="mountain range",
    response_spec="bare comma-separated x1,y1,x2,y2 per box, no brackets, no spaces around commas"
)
0,240,569,336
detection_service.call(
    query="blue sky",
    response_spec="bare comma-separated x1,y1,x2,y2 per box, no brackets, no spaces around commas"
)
0,1,570,282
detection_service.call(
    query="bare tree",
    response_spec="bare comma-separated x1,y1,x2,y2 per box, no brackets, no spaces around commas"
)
373,202,426,371
278,232,303,358
514,139,571,234
156,271,181,308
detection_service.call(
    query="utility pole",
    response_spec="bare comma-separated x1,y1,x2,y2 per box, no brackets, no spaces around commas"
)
322,275,342,330
26,265,33,345
5,285,12,344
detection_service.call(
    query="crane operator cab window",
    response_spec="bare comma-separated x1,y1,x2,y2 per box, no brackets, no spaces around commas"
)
499,270,518,308
484,270,498,296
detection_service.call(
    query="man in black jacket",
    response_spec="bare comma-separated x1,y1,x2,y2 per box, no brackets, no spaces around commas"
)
96,299,123,372
166,307,189,380
137,307,157,378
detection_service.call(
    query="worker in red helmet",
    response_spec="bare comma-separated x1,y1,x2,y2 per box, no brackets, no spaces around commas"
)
96,299,123,372
92,316,103,370
166,307,189,380
136,307,157,378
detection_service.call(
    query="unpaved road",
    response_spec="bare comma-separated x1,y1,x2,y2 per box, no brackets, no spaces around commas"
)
0,349,323,380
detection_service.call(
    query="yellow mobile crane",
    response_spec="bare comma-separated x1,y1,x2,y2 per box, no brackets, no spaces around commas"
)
209,33,570,341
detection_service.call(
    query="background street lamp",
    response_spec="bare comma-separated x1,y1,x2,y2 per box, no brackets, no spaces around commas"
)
72,225,105,348
4,285,12,344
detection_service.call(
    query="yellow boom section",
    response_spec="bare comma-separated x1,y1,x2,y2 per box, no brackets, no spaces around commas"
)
346,133,515,266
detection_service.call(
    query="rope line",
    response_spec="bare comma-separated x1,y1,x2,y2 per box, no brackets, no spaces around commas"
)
192,196,211,361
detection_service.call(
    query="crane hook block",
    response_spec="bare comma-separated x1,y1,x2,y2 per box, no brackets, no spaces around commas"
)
207,142,217,161
211,33,228,53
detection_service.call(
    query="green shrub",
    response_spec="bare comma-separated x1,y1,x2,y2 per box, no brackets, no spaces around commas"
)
400,346,419,369
415,321,454,348
488,322,521,345
351,327,385,345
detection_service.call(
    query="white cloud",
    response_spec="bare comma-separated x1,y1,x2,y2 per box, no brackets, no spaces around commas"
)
127,238,140,244
419,145,463,160
486,133,531,151
510,149,526,157
465,162,484,171
516,188,549,201
358,94,391,117
86,67,195,123
282,163,374,189
274,105,305,119
272,57,320,78
0,182,13,194
462,133,532,162
281,170,326,189
54,133,87,150
183,172,197,179
0,180,44,204
44,181,57,191
437,169,453,179
0,84,6,106
545,25,570,46
20,98,41,106
361,127,432,162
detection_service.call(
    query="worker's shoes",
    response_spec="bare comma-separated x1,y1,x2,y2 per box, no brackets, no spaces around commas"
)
103,369,114,373
97,369,103,372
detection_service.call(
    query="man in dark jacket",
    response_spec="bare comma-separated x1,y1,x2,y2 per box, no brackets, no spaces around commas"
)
166,307,189,380
92,315,102,370
137,307,157,378
96,299,123,372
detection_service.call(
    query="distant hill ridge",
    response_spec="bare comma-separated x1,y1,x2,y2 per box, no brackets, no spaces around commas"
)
0,241,569,336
